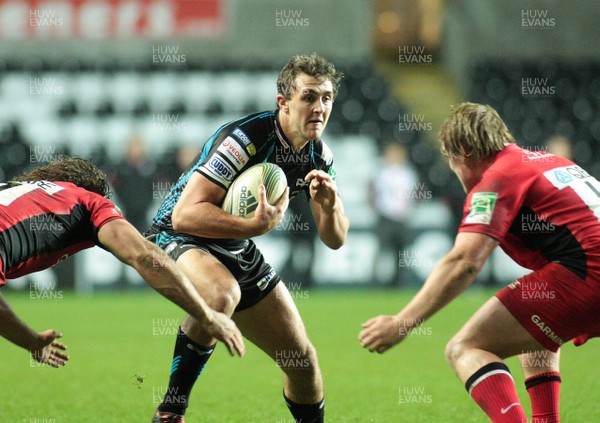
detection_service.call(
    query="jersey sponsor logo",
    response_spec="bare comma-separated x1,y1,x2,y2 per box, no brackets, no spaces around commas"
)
203,156,235,185
544,164,600,222
232,128,256,156
554,170,573,185
531,314,564,346
545,165,592,189
465,192,498,225
217,137,249,170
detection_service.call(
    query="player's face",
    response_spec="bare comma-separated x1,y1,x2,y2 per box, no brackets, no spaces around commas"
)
278,73,334,144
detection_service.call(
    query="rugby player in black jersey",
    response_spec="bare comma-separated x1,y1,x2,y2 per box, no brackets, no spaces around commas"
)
147,54,349,423
0,157,244,368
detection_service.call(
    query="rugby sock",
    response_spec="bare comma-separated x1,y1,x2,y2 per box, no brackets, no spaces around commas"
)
466,362,528,423
283,392,324,423
525,371,561,423
158,327,215,416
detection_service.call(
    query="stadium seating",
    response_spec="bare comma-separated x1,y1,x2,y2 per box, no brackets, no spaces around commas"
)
468,59,600,177
2,61,421,287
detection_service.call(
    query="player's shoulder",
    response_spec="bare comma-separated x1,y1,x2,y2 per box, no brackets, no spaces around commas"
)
60,182,117,209
497,144,576,177
216,110,276,151
27,180,121,217
493,144,524,167
72,187,124,224
487,144,535,178
220,111,276,138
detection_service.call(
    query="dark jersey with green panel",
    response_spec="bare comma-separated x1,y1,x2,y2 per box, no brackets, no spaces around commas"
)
152,109,337,231
146,109,338,310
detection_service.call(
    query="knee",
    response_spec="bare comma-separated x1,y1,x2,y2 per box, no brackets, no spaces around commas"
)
210,283,241,315
445,335,468,369
304,343,318,366
277,342,320,377
182,283,240,341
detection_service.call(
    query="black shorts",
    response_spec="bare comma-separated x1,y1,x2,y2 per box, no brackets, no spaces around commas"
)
145,226,281,311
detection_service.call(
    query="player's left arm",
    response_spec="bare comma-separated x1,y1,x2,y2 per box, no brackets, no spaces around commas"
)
359,232,498,353
306,169,349,249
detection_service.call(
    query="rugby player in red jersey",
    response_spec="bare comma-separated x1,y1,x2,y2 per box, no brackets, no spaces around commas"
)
360,102,600,422
0,157,244,368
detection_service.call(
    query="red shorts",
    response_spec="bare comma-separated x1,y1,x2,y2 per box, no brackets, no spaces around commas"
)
496,262,600,352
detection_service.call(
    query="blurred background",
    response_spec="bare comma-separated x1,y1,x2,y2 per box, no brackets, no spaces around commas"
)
1,0,599,293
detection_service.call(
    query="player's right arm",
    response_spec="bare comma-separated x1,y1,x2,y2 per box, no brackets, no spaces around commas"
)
359,232,498,353
97,218,245,356
171,171,288,239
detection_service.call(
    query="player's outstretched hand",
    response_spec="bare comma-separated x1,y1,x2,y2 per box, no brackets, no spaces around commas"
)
203,310,246,357
305,170,338,211
30,329,69,368
253,184,289,235
359,315,406,354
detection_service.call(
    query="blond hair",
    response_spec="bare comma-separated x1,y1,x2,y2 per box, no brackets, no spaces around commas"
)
439,102,515,161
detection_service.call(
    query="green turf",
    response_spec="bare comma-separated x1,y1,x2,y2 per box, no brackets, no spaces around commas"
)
1,288,599,422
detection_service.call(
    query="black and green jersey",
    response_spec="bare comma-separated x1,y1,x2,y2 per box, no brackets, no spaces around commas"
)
152,109,337,231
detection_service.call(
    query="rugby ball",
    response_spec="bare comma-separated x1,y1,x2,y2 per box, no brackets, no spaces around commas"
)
222,163,287,218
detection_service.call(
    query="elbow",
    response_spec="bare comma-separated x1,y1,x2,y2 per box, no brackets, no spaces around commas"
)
330,235,346,250
171,207,186,232
323,221,349,250
447,252,483,280
461,262,480,280
328,241,344,250
322,233,347,250
131,249,162,274
172,218,183,233
128,249,150,270
126,240,159,270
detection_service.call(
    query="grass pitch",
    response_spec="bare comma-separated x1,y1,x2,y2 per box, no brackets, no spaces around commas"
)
1,288,599,422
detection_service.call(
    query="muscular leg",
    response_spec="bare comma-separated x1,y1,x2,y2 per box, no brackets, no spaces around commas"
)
520,349,560,378
520,349,561,423
233,282,324,421
176,249,241,344
446,296,545,382
156,248,241,418
445,297,546,422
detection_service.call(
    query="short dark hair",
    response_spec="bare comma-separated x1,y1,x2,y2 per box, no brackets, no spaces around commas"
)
277,53,343,100
12,156,112,198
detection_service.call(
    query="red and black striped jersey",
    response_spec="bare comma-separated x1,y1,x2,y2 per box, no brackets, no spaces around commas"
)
0,180,124,285
459,144,600,280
